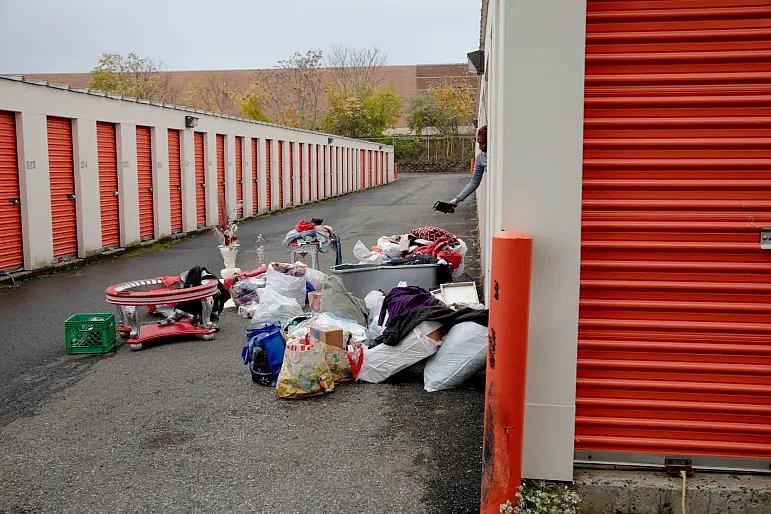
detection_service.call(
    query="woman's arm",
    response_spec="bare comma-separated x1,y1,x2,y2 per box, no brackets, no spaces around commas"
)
451,153,486,204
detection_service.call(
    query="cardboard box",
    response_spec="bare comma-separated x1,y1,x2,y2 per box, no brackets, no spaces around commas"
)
426,325,447,341
308,291,322,312
310,325,345,349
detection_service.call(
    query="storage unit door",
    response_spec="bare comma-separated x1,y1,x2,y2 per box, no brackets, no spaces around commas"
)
299,143,304,203
289,142,295,206
265,139,272,208
96,122,120,247
235,136,243,217
194,132,206,226
251,138,259,213
578,0,771,471
0,110,23,271
360,149,366,188
167,129,182,232
47,116,77,259
136,126,154,240
278,140,284,207
216,134,225,220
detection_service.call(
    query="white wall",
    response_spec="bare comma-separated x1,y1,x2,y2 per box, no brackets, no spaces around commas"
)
0,77,394,271
476,0,587,481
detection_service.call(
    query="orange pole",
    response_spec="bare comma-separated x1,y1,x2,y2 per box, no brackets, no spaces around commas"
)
480,231,532,513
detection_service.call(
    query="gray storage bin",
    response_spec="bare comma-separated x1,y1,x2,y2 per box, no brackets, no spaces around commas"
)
330,263,441,299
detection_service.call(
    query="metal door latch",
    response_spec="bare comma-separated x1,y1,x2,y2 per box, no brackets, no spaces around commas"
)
9,198,19,205
112,190,119,196
66,193,76,200
762,229,771,250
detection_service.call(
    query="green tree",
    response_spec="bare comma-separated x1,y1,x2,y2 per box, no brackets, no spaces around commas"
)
407,84,475,135
89,52,176,102
230,83,269,121
180,72,236,113
323,86,402,138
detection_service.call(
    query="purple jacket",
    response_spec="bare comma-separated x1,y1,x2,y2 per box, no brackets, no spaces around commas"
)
378,285,438,326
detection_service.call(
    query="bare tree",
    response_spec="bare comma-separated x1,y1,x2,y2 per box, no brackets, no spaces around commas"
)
325,46,387,97
180,72,236,113
254,50,324,129
89,52,178,103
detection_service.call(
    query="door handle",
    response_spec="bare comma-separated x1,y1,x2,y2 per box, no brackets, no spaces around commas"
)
9,198,19,205
177,185,182,190
66,193,76,200
146,187,153,192
112,190,119,196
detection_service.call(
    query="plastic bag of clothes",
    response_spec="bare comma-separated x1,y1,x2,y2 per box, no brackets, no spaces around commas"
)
357,321,442,383
305,268,326,292
319,275,368,327
242,322,286,386
423,322,487,392
353,240,389,265
265,262,307,306
276,340,335,398
376,237,402,259
230,276,265,306
249,288,303,326
317,341,365,383
364,290,386,339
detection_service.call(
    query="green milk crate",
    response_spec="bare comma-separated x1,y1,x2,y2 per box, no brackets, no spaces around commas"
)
64,313,117,354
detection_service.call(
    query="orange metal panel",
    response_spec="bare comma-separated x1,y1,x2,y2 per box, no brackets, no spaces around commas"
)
235,136,243,216
289,141,294,206
360,149,366,188
136,126,154,240
216,134,225,220
0,110,23,271
265,139,272,208
251,138,259,213
167,129,182,233
579,0,771,462
322,146,327,197
194,132,206,227
278,140,284,206
97,122,120,247
47,116,77,258
316,145,321,197
299,143,304,203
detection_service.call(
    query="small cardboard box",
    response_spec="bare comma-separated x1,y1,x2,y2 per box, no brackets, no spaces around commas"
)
310,325,345,349
426,325,447,342
308,291,322,312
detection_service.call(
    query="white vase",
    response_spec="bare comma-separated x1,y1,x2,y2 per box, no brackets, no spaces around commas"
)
218,244,241,278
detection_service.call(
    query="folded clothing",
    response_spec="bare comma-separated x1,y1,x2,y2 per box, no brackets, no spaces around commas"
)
372,304,489,347
410,226,459,246
378,285,438,326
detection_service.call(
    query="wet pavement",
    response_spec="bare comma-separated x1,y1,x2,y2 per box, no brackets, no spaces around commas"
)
0,173,484,513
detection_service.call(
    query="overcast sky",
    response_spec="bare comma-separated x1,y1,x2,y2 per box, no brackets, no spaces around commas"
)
0,0,480,74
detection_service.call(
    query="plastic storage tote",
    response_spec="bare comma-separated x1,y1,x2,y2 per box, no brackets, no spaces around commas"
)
64,313,117,354
330,263,441,299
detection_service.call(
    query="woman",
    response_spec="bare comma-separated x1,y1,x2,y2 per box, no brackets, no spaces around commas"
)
450,124,487,206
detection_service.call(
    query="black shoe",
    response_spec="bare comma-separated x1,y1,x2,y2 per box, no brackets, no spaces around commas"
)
433,201,456,214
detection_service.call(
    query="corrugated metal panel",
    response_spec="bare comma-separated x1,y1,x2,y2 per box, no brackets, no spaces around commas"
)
46,116,77,258
323,147,328,197
360,149,366,189
299,143,305,203
265,139,272,208
316,145,321,197
235,135,243,217
278,140,285,206
336,147,340,193
216,134,225,220
251,138,259,212
97,122,120,247
136,125,154,240
578,0,771,465
0,110,23,271
289,141,295,206
194,132,206,227
167,129,182,232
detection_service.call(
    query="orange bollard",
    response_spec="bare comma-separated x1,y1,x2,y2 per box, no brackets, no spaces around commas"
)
480,231,532,513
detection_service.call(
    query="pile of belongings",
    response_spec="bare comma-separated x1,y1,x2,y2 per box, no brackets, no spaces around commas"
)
283,218,342,265
353,226,468,279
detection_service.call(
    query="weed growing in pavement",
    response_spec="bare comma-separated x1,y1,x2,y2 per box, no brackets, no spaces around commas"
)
500,480,580,514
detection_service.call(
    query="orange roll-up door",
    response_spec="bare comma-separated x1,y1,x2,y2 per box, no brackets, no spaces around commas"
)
316,145,321,197
235,136,243,217
194,132,206,227
298,143,304,203
289,142,295,206
0,111,23,271
136,126,154,240
251,138,259,213
216,134,225,220
577,0,771,468
47,116,77,259
323,147,327,197
360,149,366,189
167,129,182,233
265,139,272,208
96,121,119,247
278,140,285,206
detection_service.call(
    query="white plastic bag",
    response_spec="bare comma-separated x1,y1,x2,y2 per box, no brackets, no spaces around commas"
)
248,288,303,326
313,312,368,344
364,290,386,339
357,321,441,383
305,267,326,292
265,262,307,305
353,240,389,265
376,237,401,258
451,238,468,278
424,322,488,392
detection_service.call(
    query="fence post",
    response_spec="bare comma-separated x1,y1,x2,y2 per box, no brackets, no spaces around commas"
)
481,230,532,513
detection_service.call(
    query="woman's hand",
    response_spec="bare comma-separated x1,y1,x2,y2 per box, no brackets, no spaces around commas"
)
449,198,461,206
